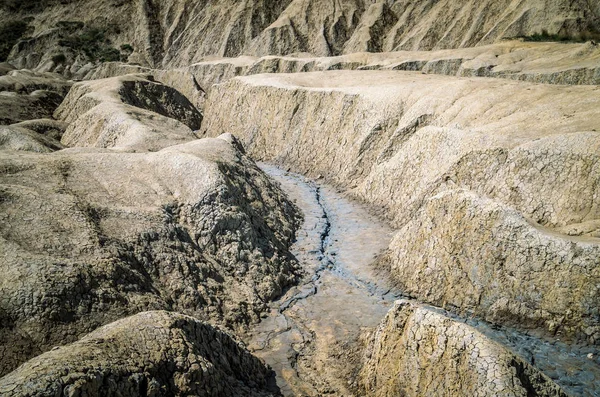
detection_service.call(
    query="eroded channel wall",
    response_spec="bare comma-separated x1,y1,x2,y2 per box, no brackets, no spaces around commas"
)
202,71,600,344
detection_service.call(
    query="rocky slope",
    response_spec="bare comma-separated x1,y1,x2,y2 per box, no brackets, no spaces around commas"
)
0,311,279,397
1,0,598,72
359,300,567,396
55,73,202,151
0,133,301,376
201,71,600,344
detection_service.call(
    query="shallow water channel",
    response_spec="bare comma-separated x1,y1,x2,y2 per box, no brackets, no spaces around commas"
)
244,164,600,397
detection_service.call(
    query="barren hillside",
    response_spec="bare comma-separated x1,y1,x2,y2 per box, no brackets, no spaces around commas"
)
0,0,599,396
1,0,598,72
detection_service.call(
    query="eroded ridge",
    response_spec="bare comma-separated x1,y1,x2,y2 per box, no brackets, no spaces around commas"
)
0,311,279,397
55,74,202,151
0,3,598,393
0,135,301,377
202,71,600,344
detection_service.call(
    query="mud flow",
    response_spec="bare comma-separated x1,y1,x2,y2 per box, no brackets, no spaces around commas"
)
247,164,600,397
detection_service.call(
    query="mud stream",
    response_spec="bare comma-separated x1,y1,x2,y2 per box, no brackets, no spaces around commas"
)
244,164,600,397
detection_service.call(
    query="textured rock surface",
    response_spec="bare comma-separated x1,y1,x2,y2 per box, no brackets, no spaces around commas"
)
359,300,567,397
0,119,66,152
0,134,300,376
380,190,600,342
202,71,600,342
0,310,279,397
55,74,202,151
1,0,598,71
82,40,600,114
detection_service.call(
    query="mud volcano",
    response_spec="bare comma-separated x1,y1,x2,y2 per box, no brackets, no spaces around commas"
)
0,1,599,396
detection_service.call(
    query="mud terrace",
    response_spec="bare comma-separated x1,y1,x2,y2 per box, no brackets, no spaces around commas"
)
0,0,599,395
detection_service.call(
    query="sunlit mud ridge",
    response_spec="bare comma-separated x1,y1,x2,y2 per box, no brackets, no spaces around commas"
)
360,300,568,396
202,71,600,346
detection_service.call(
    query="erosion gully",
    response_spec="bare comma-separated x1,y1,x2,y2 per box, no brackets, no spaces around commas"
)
242,164,599,397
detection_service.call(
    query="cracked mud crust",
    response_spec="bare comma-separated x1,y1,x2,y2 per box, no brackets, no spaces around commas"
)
359,300,568,397
0,135,301,377
0,311,280,397
0,2,598,394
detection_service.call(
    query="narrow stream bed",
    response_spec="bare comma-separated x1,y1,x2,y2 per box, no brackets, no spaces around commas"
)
245,164,600,397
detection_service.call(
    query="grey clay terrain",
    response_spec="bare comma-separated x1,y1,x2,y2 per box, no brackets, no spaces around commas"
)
0,1,599,396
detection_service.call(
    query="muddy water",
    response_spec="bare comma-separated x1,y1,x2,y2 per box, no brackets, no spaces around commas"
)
247,164,600,397
244,164,396,396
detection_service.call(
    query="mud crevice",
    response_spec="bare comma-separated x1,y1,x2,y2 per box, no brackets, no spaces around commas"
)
279,184,333,315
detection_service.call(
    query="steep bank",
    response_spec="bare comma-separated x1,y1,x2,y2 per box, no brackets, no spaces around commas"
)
201,71,600,343
359,300,567,397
